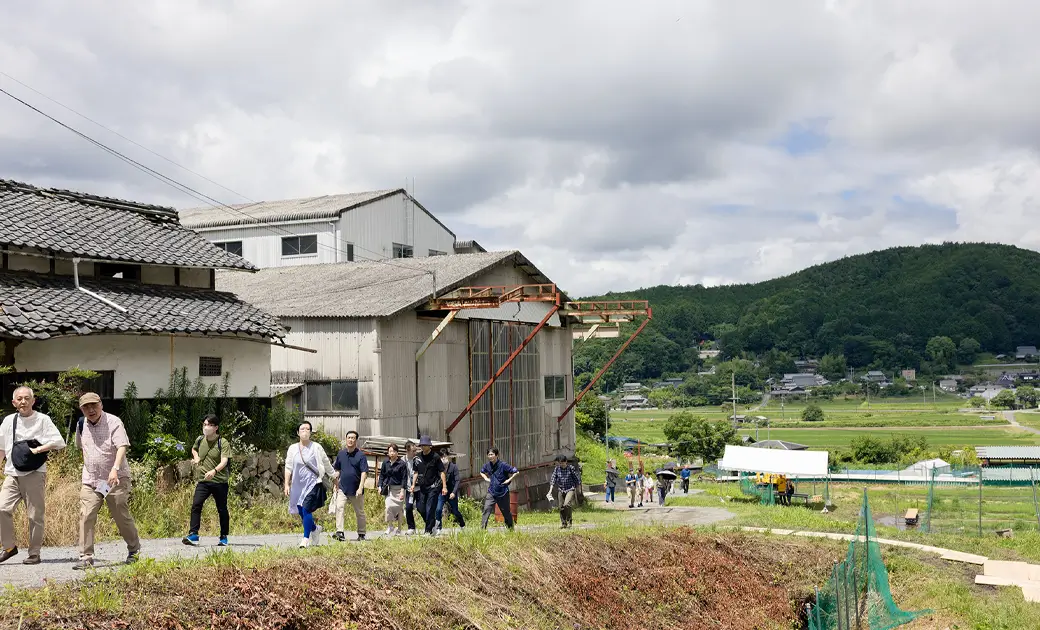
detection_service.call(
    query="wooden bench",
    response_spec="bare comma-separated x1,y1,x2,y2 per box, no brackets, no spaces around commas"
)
790,493,810,504
904,508,919,526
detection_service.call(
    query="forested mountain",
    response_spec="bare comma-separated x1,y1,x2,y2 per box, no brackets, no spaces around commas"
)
574,243,1040,390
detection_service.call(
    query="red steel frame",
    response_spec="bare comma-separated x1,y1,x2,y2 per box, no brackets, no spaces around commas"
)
556,302,653,424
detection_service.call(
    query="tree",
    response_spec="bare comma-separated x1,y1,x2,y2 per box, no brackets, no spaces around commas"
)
1017,385,1038,409
990,389,1017,409
926,336,957,372
801,403,825,422
818,353,848,382
576,395,608,436
662,411,738,462
968,395,986,408
957,337,981,365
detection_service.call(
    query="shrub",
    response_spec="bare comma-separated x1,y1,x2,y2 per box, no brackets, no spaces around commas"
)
311,429,342,458
801,403,825,422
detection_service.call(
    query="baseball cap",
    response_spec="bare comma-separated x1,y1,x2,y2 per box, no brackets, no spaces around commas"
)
78,392,101,407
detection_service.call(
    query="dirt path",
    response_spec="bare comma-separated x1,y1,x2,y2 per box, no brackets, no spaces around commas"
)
1004,410,1040,435
0,501,736,590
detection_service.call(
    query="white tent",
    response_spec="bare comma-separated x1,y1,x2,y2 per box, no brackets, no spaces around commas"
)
901,458,950,476
718,444,828,477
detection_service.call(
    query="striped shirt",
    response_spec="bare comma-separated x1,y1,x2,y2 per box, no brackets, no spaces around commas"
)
76,412,131,486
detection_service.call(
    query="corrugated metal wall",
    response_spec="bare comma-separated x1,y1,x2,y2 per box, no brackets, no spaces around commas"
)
199,222,340,268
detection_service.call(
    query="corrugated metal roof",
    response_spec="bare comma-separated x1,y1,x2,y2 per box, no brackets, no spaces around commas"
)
179,190,399,229
216,251,557,319
976,446,1040,460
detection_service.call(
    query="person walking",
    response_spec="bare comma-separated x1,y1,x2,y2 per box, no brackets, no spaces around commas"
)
636,463,645,508
435,451,466,532
480,446,519,530
182,414,231,547
657,475,670,506
410,435,446,535
332,430,368,542
547,454,581,529
283,421,334,548
680,466,691,494
74,393,141,570
378,443,408,535
0,386,66,565
604,460,618,503
625,467,639,508
643,471,655,505
403,442,418,535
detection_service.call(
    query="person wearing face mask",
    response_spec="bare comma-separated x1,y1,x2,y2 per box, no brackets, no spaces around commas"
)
182,414,231,547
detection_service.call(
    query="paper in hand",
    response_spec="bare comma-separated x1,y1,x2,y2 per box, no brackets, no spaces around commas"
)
95,480,112,497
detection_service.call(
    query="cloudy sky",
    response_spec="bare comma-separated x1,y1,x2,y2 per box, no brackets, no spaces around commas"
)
2,1,1039,295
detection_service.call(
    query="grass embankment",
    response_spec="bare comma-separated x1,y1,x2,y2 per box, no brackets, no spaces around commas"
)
0,528,835,630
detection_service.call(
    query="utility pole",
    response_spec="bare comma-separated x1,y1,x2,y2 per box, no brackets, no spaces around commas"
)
731,371,738,429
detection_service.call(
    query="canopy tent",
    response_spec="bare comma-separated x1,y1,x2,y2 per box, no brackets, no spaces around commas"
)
718,445,828,477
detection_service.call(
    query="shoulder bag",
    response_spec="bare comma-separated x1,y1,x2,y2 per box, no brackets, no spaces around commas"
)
10,413,47,472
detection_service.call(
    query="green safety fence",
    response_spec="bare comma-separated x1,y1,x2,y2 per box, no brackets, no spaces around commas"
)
739,472,776,505
808,490,930,630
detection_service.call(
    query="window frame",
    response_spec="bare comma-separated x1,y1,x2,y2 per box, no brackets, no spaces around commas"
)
305,380,360,413
281,234,319,257
392,243,414,259
213,241,243,256
543,374,567,401
198,356,223,378
428,249,446,256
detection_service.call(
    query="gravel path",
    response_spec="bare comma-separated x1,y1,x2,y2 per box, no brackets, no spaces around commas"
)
1004,410,1040,435
0,500,736,590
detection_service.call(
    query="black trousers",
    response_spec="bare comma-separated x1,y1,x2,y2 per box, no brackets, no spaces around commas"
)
682,478,689,493
405,490,417,531
416,488,440,534
189,481,230,537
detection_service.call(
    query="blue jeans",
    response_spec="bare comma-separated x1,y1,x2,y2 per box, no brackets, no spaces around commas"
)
605,486,616,502
435,494,467,529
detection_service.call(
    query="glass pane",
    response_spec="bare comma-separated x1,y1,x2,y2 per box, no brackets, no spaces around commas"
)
282,237,300,256
300,235,318,255
331,380,359,411
227,241,243,256
544,376,554,400
306,383,331,411
346,244,354,261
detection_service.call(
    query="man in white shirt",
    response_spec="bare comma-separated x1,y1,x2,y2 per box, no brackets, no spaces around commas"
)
0,386,66,564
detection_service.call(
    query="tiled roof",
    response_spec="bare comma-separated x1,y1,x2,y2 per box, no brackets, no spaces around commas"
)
217,251,556,318
179,189,400,229
0,270,284,340
975,446,1040,460
0,180,254,270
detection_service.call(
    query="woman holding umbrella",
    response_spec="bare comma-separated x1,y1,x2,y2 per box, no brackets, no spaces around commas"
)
655,467,677,506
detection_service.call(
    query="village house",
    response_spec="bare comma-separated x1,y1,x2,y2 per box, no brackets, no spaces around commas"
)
218,251,581,502
1016,346,1039,360
179,189,465,269
780,373,828,389
0,179,285,404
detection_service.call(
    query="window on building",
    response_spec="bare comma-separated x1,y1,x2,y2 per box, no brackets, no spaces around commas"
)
428,249,446,256
96,263,141,282
281,235,318,257
392,243,413,259
214,241,243,256
345,243,355,262
306,380,359,412
544,375,567,401
199,356,223,377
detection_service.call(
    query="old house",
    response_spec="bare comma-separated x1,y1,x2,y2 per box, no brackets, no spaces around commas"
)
0,179,284,403
218,251,581,499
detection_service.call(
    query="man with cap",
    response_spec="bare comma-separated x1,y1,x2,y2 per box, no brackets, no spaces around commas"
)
74,392,141,569
409,435,446,535
0,386,66,564
434,450,466,533
547,454,582,529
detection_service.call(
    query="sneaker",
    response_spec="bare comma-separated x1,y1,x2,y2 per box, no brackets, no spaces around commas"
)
72,558,94,570
298,537,310,549
385,526,394,536
0,547,17,563
182,534,200,546
357,534,366,541
332,531,346,542
405,529,416,536
218,537,228,547
312,525,323,546
392,527,400,536
22,555,40,565
126,551,140,564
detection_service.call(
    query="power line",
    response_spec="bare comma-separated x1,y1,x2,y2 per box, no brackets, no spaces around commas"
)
0,81,435,278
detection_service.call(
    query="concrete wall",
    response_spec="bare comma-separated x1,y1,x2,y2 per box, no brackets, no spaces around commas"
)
12,335,271,398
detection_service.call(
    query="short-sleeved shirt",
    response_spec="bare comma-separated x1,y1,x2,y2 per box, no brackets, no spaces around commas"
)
481,460,518,498
193,435,231,484
76,412,131,486
333,447,369,495
412,451,445,490
680,468,692,480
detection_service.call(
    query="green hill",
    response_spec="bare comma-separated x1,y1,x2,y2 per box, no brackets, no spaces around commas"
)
575,243,1040,388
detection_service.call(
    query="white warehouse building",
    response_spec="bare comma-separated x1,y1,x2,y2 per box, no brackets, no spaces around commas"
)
180,189,470,268
218,251,578,502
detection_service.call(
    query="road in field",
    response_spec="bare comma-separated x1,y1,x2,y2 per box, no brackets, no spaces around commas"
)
734,427,1040,450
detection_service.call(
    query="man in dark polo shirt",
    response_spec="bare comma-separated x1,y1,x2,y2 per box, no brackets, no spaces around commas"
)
332,430,368,541
409,435,446,535
479,446,519,530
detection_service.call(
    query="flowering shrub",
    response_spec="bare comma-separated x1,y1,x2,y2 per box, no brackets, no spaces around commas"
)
147,432,188,466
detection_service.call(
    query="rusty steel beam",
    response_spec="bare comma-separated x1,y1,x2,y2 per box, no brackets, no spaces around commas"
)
557,307,653,424
428,284,558,310
446,297,561,436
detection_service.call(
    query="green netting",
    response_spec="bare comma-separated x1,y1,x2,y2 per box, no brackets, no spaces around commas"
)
739,472,776,505
808,490,930,630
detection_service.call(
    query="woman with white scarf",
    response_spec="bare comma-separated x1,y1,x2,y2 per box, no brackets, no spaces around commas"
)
283,421,333,548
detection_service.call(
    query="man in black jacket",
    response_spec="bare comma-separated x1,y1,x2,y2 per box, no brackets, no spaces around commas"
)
410,435,446,535
435,450,466,533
